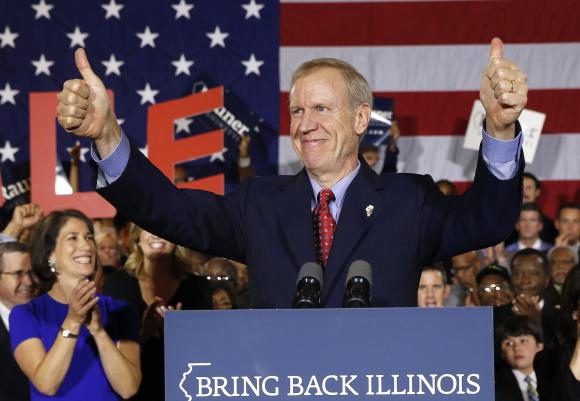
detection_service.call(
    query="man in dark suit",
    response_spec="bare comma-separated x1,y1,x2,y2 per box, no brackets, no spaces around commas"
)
543,245,578,308
57,38,527,308
511,248,559,350
0,242,35,401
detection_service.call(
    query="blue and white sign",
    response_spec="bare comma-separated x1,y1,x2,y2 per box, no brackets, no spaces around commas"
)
165,308,493,400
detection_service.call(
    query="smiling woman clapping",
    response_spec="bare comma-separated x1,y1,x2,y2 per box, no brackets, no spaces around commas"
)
9,209,141,401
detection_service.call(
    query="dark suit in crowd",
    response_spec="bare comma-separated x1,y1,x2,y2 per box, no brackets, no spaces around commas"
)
0,319,30,401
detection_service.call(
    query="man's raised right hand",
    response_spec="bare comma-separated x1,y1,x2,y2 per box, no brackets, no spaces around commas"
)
57,48,120,158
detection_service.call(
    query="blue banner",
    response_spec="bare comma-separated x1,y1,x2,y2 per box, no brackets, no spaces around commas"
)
165,308,494,400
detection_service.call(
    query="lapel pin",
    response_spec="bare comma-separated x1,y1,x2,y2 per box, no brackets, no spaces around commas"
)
365,205,374,217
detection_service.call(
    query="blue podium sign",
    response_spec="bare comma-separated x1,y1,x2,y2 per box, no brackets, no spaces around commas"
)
165,308,494,400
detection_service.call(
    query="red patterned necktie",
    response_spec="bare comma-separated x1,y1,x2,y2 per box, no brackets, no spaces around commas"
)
313,188,336,267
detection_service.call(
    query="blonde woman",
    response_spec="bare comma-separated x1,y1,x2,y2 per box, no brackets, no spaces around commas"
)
103,223,211,401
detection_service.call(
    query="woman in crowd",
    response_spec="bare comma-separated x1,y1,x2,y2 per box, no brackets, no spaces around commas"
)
9,209,141,401
103,223,212,401
96,232,122,270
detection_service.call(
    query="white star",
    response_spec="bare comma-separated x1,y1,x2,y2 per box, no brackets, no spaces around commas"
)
139,145,148,157
102,54,124,76
206,26,229,48
66,145,90,163
66,26,89,48
137,26,159,48
242,0,264,19
31,54,55,76
0,141,19,163
117,118,125,125
31,0,54,20
137,83,159,105
175,117,193,133
0,83,19,105
0,26,19,48
172,0,194,19
241,53,264,76
102,0,124,20
172,54,194,76
210,148,228,163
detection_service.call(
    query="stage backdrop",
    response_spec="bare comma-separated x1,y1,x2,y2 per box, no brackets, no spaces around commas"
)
0,0,579,222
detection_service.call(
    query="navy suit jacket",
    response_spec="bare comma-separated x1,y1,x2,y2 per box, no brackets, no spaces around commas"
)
98,143,523,308
0,319,30,401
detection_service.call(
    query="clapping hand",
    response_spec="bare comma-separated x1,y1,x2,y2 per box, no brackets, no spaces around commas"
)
141,297,183,342
512,294,541,323
64,279,99,333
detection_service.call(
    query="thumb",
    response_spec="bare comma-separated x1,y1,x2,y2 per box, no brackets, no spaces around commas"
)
489,37,504,60
75,48,102,85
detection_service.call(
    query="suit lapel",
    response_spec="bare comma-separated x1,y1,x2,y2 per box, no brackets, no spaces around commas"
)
322,162,385,299
274,170,317,271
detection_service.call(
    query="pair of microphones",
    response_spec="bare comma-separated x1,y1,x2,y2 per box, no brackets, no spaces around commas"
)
292,260,372,308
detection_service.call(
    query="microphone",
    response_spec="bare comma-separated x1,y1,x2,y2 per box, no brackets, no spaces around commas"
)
292,262,324,308
343,260,372,308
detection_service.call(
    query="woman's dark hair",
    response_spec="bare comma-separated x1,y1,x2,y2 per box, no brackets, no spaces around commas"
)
30,209,95,293
559,264,580,345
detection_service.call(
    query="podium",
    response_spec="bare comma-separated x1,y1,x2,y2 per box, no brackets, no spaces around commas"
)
165,308,494,400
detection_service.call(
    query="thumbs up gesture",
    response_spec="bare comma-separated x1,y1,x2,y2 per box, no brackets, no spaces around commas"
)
57,48,120,158
480,38,528,140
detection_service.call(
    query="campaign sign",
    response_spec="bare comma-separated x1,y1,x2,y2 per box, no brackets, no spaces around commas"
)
165,307,493,400
361,97,395,147
464,100,545,163
174,74,279,193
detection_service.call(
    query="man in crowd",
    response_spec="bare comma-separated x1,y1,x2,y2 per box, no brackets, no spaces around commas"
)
204,257,238,288
56,38,527,308
359,120,400,174
505,172,558,246
555,202,580,249
543,245,578,308
506,173,558,245
445,251,481,307
505,203,553,254
511,249,558,349
0,242,35,401
417,264,449,308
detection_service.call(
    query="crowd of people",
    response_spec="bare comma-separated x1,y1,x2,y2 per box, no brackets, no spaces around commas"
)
1,176,578,400
0,203,252,401
416,189,580,400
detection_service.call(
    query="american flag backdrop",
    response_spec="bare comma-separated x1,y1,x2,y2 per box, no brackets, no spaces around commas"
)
0,0,579,224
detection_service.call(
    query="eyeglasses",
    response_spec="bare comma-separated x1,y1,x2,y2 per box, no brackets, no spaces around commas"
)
205,275,233,282
0,270,34,280
479,284,507,294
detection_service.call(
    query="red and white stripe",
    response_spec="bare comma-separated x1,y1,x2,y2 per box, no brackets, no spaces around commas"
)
278,0,580,218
